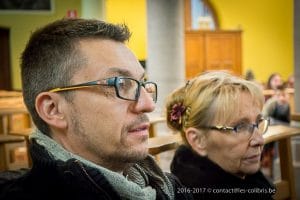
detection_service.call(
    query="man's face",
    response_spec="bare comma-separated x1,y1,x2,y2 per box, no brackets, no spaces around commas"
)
61,39,155,171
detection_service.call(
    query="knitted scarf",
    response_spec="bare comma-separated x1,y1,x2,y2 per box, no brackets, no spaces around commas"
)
30,129,174,200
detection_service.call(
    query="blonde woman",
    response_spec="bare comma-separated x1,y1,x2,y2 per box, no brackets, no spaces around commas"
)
166,71,275,199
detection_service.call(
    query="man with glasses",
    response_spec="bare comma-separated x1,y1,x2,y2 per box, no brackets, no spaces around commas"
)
165,71,275,199
0,18,190,200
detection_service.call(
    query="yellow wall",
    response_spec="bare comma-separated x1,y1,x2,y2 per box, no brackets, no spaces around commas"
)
211,0,294,83
0,0,294,88
106,0,146,60
106,0,294,83
0,0,81,89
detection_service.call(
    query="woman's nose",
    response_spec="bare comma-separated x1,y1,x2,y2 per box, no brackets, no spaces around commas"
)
249,129,265,146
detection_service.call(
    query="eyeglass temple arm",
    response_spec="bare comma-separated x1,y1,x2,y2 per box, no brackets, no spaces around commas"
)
209,126,235,131
48,80,106,92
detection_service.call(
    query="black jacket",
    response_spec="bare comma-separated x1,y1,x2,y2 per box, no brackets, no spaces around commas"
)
170,145,275,200
0,141,192,200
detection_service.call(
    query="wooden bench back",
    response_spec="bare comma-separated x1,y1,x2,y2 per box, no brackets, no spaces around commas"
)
0,90,22,98
0,97,31,134
0,96,32,171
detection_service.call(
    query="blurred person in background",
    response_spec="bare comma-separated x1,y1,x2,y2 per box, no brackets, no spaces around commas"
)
286,74,294,88
263,84,290,124
266,73,282,90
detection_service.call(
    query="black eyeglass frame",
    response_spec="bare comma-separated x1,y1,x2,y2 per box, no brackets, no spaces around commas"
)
48,76,158,102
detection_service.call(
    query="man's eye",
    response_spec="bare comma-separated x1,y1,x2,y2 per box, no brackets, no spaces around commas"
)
118,79,133,90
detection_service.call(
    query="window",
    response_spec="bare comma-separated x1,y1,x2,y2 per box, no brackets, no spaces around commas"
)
185,0,218,30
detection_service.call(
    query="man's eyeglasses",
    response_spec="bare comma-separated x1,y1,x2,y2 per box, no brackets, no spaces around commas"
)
48,77,158,102
202,118,269,139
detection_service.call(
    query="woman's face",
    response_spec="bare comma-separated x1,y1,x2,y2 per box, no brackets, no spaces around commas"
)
270,75,282,89
205,92,265,178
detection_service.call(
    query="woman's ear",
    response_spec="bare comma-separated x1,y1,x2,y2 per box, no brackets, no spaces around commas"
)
35,92,67,129
185,127,208,156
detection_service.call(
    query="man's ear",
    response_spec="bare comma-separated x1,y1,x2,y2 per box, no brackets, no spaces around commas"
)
35,92,67,129
185,127,208,156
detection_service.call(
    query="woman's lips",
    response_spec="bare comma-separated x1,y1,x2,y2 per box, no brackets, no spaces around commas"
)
244,154,261,163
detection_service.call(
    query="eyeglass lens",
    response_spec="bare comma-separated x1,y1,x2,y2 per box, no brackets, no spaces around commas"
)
144,83,157,102
117,78,157,102
236,119,268,136
117,78,138,100
258,119,268,134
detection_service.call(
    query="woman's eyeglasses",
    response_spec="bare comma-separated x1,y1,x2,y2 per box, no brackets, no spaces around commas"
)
202,118,269,139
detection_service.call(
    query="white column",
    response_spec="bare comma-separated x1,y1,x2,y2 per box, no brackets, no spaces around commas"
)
147,0,185,115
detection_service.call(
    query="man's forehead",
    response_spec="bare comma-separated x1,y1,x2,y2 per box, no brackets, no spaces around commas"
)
107,68,132,76
74,40,145,80
85,66,144,80
104,67,145,79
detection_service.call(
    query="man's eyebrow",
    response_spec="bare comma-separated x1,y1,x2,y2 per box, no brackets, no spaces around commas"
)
107,68,132,77
106,67,145,80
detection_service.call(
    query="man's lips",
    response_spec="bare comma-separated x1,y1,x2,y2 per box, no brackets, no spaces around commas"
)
128,123,150,134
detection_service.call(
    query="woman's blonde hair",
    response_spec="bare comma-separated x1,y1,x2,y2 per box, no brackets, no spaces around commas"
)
165,71,264,144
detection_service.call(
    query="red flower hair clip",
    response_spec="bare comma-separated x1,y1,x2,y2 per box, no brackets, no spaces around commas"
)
170,103,186,124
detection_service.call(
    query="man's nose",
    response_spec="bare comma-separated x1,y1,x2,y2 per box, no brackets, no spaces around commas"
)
132,87,156,113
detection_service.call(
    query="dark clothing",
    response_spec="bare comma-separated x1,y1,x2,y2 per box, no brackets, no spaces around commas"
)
263,98,290,124
171,145,275,200
0,141,192,200
270,103,290,123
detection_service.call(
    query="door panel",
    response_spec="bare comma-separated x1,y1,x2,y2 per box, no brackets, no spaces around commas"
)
185,30,242,79
0,27,12,90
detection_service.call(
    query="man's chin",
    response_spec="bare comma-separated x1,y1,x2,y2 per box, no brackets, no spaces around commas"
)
119,145,148,163
132,146,149,160
120,136,149,162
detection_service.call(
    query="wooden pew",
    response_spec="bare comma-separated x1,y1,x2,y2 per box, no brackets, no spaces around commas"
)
0,97,32,170
263,88,294,97
290,113,300,122
0,135,26,171
148,133,182,155
263,125,300,200
0,90,22,98
149,116,167,138
0,97,31,135
9,128,33,168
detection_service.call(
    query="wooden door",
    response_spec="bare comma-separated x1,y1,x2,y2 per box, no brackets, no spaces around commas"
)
185,30,242,79
0,27,12,90
185,32,205,79
205,31,241,74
